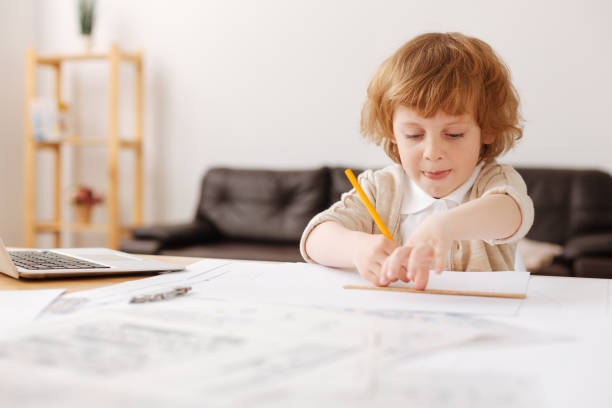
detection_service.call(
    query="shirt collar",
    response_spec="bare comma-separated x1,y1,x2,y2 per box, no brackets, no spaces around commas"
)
400,161,485,215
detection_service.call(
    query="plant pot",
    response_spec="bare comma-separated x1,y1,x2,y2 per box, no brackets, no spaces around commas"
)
80,34,93,53
75,204,93,224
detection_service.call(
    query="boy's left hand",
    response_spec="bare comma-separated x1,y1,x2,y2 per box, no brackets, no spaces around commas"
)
380,213,451,290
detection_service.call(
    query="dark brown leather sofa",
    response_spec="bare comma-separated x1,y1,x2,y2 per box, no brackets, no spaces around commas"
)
120,166,612,278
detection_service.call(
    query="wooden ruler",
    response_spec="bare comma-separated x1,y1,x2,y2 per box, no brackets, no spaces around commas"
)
343,285,526,299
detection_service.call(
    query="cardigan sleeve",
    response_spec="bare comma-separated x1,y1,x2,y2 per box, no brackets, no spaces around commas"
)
477,163,535,245
299,169,377,263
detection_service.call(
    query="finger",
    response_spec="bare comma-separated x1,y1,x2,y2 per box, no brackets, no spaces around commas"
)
410,245,433,290
379,251,397,286
398,264,410,283
386,246,412,282
377,258,392,286
397,247,413,282
413,269,430,291
365,269,381,286
368,262,390,287
433,244,446,275
379,257,391,285
407,245,433,281
375,268,389,287
358,265,379,286
383,247,400,281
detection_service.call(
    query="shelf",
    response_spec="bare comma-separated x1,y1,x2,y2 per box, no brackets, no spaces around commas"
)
24,43,143,249
36,52,141,66
36,222,107,233
35,222,137,234
34,138,141,149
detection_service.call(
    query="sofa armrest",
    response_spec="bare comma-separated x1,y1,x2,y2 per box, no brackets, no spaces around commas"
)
564,233,612,259
131,221,220,247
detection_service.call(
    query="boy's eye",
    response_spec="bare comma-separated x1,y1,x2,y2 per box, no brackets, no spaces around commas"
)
447,133,464,138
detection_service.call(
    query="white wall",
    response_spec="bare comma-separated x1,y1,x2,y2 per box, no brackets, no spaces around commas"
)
9,0,612,245
0,0,34,246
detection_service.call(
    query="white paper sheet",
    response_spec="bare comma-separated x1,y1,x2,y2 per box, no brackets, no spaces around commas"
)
0,289,65,336
502,275,611,333
44,258,232,315
227,368,542,408
0,297,496,407
188,261,524,315
423,270,530,296
0,260,541,407
45,260,526,318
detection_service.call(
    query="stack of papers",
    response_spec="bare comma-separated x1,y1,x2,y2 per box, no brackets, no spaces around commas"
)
0,261,538,407
49,260,529,316
0,289,64,336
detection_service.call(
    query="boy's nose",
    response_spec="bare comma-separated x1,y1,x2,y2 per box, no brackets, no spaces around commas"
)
424,137,444,160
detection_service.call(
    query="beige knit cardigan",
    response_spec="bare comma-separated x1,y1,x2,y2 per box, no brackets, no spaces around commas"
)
299,161,534,271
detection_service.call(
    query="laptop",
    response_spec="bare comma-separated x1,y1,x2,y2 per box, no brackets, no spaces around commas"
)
0,238,185,279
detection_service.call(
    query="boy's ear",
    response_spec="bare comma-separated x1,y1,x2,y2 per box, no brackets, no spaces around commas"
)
482,132,495,144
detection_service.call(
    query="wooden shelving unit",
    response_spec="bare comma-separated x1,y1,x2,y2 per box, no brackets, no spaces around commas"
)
24,44,143,249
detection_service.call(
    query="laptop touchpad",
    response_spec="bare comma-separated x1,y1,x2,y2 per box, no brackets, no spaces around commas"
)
59,249,141,265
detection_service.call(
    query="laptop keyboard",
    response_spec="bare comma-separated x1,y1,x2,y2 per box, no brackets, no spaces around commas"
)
9,251,110,270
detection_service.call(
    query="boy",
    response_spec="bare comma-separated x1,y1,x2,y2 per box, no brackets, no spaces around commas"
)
300,32,534,289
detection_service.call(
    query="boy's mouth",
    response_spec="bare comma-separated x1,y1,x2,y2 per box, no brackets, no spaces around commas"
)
422,169,451,180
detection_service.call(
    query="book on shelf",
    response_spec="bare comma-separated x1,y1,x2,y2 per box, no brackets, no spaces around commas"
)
30,98,71,141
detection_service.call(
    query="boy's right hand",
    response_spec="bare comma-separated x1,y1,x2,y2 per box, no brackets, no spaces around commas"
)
352,234,399,286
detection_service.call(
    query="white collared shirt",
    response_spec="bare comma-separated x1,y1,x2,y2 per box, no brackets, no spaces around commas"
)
399,162,485,245
398,161,525,271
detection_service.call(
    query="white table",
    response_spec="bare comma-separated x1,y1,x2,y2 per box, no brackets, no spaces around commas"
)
402,276,612,408
1,264,610,408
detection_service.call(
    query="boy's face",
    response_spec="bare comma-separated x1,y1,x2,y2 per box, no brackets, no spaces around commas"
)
392,105,490,198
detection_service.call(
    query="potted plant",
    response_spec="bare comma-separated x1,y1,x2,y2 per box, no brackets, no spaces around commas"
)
78,0,96,52
71,185,103,224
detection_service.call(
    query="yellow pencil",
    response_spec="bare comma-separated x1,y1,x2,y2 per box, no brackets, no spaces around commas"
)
344,169,394,241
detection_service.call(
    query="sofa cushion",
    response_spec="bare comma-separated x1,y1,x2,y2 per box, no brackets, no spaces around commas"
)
328,167,367,203
198,167,329,242
574,257,612,279
569,170,612,237
516,168,612,245
516,168,573,245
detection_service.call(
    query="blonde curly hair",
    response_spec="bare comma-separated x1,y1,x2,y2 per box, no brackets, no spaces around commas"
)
361,32,523,163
